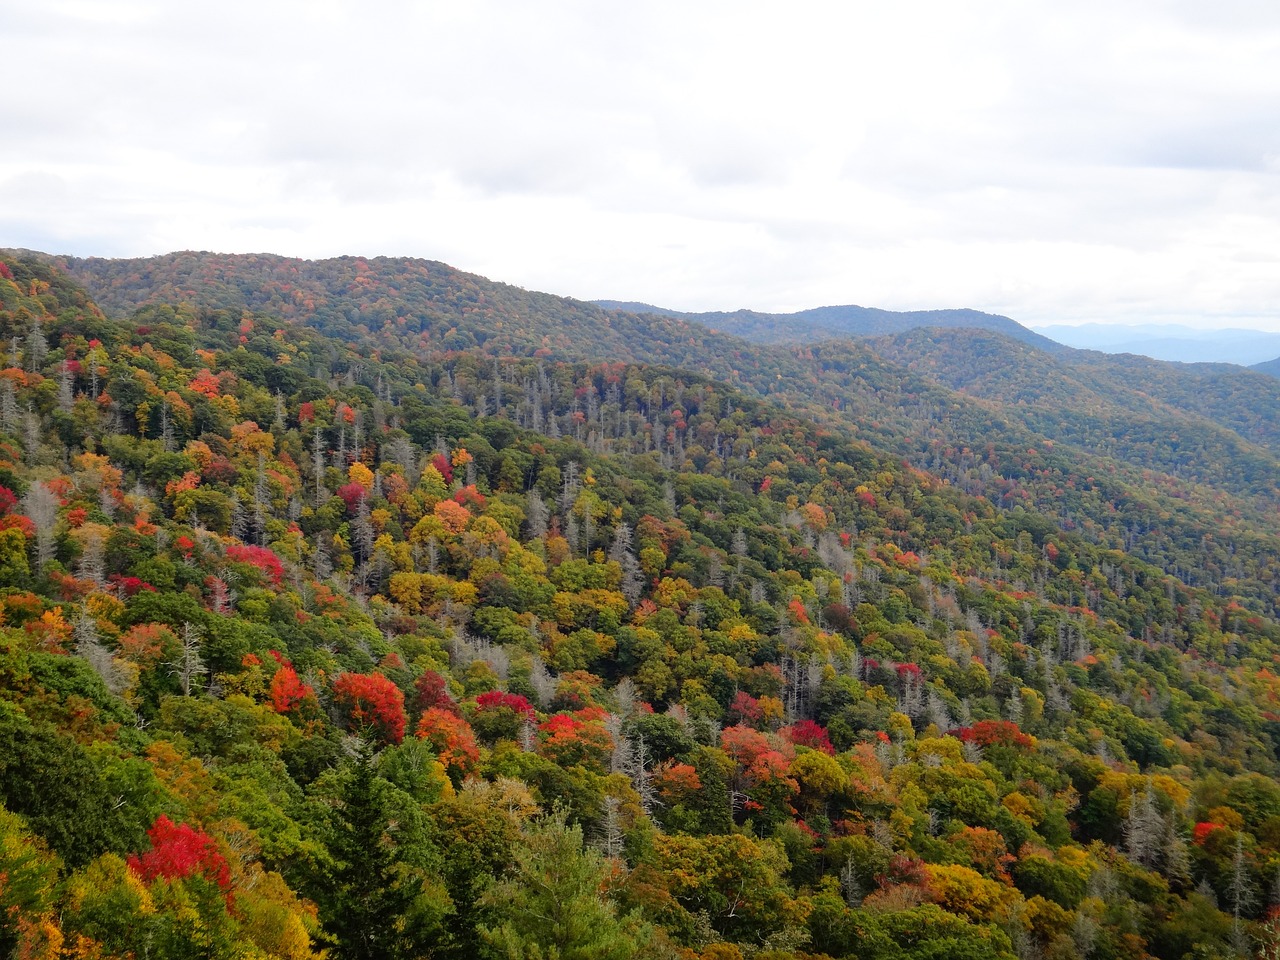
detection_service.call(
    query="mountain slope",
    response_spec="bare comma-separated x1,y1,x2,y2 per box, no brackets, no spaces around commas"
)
23,250,1280,616
37,250,746,371
4,252,1280,956
862,326,1280,475
1255,355,1280,378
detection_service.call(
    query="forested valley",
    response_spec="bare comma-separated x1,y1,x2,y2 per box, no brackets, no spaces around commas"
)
2,251,1280,959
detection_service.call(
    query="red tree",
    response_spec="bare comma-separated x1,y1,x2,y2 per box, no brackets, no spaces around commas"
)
782,720,835,755
474,690,536,718
951,720,1033,750
270,660,315,714
336,482,367,513
128,815,232,906
728,691,764,727
537,708,613,771
225,544,284,587
333,672,407,744
414,669,459,716
416,707,480,780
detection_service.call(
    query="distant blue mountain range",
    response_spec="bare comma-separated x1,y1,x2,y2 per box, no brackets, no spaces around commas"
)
1032,322,1280,367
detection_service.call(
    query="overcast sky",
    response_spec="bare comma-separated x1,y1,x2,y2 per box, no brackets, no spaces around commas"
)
3,1,1279,329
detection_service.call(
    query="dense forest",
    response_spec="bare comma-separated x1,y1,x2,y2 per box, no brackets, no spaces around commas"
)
2,251,1280,959
48,251,1280,617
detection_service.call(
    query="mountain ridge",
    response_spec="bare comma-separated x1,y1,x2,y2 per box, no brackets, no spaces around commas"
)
595,298,1062,351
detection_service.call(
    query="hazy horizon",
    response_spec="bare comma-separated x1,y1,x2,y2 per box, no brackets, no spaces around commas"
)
5,1,1280,330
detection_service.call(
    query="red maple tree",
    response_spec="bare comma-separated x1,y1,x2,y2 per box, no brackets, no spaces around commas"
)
128,816,232,907
333,672,407,744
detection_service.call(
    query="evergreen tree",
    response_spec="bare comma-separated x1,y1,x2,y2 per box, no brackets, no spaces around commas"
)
481,812,649,960
317,744,420,960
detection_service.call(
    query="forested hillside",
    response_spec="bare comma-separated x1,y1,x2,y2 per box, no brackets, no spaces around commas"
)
34,251,1280,619
3,252,1280,958
864,328,1280,460
40,251,735,369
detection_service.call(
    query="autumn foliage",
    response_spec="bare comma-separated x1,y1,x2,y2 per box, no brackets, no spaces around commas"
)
951,720,1034,750
269,660,316,714
128,815,232,904
414,669,459,716
2,250,1280,959
225,544,284,586
782,720,835,755
333,672,407,744
474,690,536,718
537,708,614,771
416,708,480,779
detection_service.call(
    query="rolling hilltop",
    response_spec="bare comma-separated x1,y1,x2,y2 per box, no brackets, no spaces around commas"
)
3,249,1280,957
41,251,733,368
596,298,1061,351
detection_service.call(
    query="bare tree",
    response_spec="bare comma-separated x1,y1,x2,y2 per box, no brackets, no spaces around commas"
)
208,576,237,615
626,731,660,818
22,481,58,569
76,525,106,587
313,535,333,580
609,523,644,607
311,424,328,506
598,795,625,859
169,622,207,697
25,313,47,373
559,461,580,512
0,378,17,430
1123,784,1163,870
76,606,128,697
1164,816,1191,888
839,855,864,907
352,496,376,565
22,408,42,465
1228,832,1257,922
518,716,536,753
230,492,248,541
605,713,630,775
527,654,556,709
57,360,74,412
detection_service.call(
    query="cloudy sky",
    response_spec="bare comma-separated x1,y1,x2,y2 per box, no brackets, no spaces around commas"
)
4,1,1279,328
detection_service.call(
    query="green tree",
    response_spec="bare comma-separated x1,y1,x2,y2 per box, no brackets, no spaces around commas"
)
0,703,154,867
0,527,29,585
313,744,424,960
481,811,650,960
651,832,801,944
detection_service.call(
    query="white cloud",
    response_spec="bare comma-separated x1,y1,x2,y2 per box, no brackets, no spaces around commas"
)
2,0,1279,329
